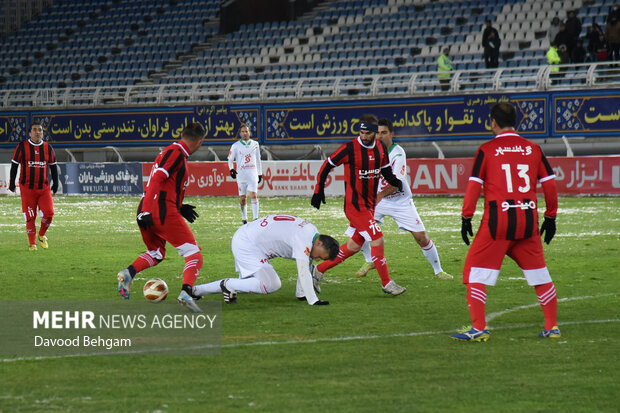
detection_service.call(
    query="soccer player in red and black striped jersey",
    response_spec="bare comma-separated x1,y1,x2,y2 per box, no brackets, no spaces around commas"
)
9,121,59,251
310,114,407,295
117,123,206,313
452,103,560,342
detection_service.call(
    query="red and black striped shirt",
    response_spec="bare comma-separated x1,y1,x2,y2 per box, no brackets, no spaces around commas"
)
316,137,396,214
140,141,190,225
11,139,56,190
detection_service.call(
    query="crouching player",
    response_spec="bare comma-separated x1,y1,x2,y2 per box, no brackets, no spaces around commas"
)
193,214,339,306
117,123,206,313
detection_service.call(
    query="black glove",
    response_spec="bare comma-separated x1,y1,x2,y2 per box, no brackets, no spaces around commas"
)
313,300,330,306
461,217,473,245
230,169,237,179
540,216,556,245
137,211,153,229
51,181,58,195
8,181,16,192
258,175,262,184
311,190,326,210
180,204,198,223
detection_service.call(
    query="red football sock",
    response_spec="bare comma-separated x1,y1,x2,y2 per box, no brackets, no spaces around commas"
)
131,252,159,274
26,219,36,245
467,283,487,331
39,215,53,236
317,243,354,273
535,282,558,330
370,244,391,287
182,251,203,287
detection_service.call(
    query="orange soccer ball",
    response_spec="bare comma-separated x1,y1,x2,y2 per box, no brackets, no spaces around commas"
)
143,278,168,303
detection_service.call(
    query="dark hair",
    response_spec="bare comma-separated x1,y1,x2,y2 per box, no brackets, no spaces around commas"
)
318,234,340,261
378,118,393,132
30,121,44,132
359,113,378,125
182,122,206,140
490,103,517,128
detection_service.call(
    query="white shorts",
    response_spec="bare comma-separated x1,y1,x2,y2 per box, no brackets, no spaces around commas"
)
231,228,271,278
237,180,258,196
374,199,426,233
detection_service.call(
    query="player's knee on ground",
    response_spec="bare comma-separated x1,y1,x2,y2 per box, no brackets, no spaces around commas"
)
254,267,281,293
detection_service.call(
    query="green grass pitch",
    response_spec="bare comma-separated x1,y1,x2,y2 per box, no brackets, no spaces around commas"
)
1,195,619,412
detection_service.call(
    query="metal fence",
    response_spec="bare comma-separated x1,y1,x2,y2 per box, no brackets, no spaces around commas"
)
1,62,619,108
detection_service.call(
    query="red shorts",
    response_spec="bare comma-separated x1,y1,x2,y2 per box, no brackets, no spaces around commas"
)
345,208,383,243
20,187,54,221
140,210,199,259
463,224,551,286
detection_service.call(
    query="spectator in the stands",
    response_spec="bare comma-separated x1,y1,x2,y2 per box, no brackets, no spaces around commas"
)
571,40,587,63
548,17,562,44
482,20,501,68
553,23,571,53
605,15,620,61
564,10,582,55
436,47,453,91
586,22,604,60
558,44,570,67
596,33,609,61
547,42,561,82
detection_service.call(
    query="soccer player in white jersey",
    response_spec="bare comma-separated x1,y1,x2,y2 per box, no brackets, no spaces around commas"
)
353,119,453,280
227,124,262,224
193,214,339,305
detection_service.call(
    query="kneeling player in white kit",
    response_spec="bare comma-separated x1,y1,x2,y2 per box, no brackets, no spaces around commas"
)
354,119,453,280
193,214,339,305
228,124,262,224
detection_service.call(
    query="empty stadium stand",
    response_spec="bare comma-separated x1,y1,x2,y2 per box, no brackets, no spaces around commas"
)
1,0,619,108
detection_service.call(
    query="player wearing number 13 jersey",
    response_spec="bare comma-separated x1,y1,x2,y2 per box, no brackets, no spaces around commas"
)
452,103,560,342
311,114,407,296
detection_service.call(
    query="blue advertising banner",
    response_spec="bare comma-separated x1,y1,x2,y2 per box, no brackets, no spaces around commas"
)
0,89,617,148
265,94,547,144
553,92,620,136
0,113,29,144
61,163,143,195
30,105,259,147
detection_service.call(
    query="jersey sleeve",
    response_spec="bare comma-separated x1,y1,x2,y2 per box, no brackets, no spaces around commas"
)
47,143,57,165
11,142,23,164
390,149,407,182
227,143,236,170
255,142,262,175
462,148,485,217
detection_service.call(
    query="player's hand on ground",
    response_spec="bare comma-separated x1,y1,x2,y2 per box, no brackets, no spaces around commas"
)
137,211,153,229
180,204,199,223
313,300,329,305
230,169,237,179
8,181,16,192
311,190,326,210
51,181,58,194
258,174,262,184
540,216,556,244
461,216,473,245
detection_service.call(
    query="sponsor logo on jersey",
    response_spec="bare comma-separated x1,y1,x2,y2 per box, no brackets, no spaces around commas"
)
304,246,310,256
494,145,532,156
27,161,47,168
358,168,380,179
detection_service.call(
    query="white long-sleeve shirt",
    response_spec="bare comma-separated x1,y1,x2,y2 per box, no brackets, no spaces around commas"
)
227,139,262,182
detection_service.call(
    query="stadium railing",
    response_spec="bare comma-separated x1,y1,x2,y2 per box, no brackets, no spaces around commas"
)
1,62,618,108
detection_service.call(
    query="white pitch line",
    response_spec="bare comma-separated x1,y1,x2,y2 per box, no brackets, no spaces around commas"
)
486,293,616,324
1,318,619,363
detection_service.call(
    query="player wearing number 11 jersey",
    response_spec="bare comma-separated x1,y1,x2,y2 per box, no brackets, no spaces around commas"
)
452,103,560,342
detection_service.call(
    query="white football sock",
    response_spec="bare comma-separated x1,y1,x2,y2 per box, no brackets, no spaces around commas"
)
360,241,372,263
421,240,443,274
251,198,259,220
193,280,223,296
240,204,247,221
